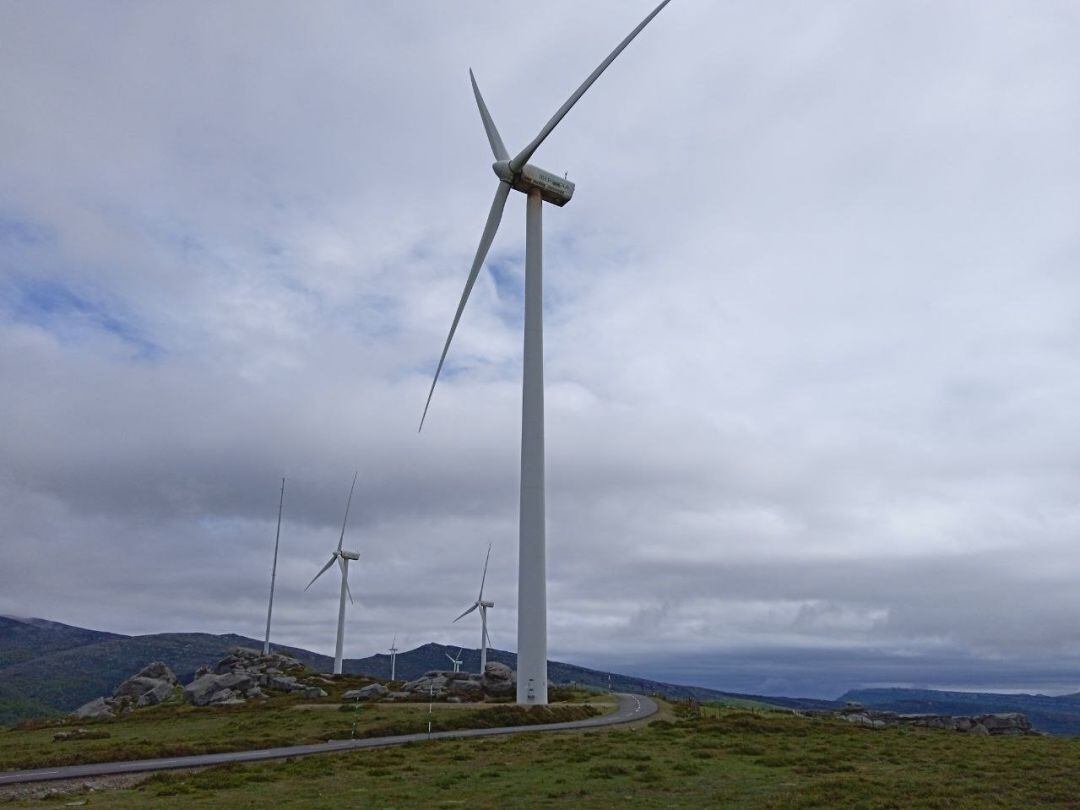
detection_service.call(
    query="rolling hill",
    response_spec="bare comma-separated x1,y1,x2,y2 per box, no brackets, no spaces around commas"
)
0,616,817,725
0,615,123,669
14,616,1080,735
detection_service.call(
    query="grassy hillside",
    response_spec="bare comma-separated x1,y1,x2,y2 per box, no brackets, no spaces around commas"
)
842,687,1080,736
0,684,58,728
0,620,800,725
0,679,605,773
7,704,1080,808
0,633,329,714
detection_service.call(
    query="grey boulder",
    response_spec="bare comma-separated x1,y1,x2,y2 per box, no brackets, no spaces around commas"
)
482,662,516,696
184,673,231,707
979,713,1030,733
343,683,389,701
136,681,175,708
448,677,483,697
403,673,449,696
134,662,177,684
113,661,178,701
71,697,115,720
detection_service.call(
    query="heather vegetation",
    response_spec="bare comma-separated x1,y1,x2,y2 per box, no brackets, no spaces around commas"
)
6,703,1080,807
0,684,607,773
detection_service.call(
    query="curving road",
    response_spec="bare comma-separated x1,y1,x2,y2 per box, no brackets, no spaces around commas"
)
0,693,657,785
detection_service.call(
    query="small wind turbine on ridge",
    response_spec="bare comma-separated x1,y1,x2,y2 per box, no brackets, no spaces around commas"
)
446,648,464,674
305,472,361,675
389,635,399,681
453,543,494,675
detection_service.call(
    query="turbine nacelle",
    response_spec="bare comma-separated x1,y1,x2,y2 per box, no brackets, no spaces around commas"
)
493,161,575,207
479,599,494,609
339,549,360,561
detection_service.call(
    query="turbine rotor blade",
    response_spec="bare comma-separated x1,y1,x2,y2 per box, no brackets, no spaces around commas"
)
305,555,337,591
478,542,492,601
470,69,509,161
419,181,512,430
509,0,673,173
338,471,358,553
453,602,479,623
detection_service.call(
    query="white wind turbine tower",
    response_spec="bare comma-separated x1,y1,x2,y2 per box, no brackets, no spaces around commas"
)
389,635,399,681
263,477,286,656
446,648,464,674
453,544,494,676
305,472,360,675
420,0,674,704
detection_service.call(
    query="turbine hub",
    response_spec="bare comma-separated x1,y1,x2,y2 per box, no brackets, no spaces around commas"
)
492,160,514,183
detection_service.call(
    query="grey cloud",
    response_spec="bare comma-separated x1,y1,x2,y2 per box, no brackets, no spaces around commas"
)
2,1,1080,697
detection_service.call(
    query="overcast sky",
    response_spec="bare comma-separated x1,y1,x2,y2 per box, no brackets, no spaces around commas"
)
2,1,1079,699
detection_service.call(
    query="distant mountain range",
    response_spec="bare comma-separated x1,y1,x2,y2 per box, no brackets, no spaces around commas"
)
4,615,1079,735
0,615,815,726
841,687,1080,736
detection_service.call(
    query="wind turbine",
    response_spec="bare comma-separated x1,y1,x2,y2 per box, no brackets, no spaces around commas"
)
446,647,464,674
263,477,285,656
305,472,360,675
389,635,399,681
453,544,494,675
420,1,673,704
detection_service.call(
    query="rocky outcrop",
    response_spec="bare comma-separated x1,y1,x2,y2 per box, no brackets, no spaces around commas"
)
343,683,389,701
812,705,1035,735
183,673,248,707
394,663,517,702
71,696,116,720
482,662,516,696
402,672,450,697
71,662,179,719
113,662,178,707
69,649,328,718
181,647,326,706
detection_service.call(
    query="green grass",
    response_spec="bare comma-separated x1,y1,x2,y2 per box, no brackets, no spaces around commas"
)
701,696,782,712
8,704,1080,808
0,687,602,772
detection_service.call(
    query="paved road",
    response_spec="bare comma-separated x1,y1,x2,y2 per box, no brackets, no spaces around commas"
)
0,693,657,785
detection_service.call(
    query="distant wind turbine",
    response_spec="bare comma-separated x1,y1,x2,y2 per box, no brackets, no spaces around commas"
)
306,472,360,675
419,0,673,705
389,635,399,681
263,477,286,656
446,647,464,674
453,544,494,675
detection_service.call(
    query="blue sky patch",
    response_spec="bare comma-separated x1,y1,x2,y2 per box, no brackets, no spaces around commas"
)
6,277,161,359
